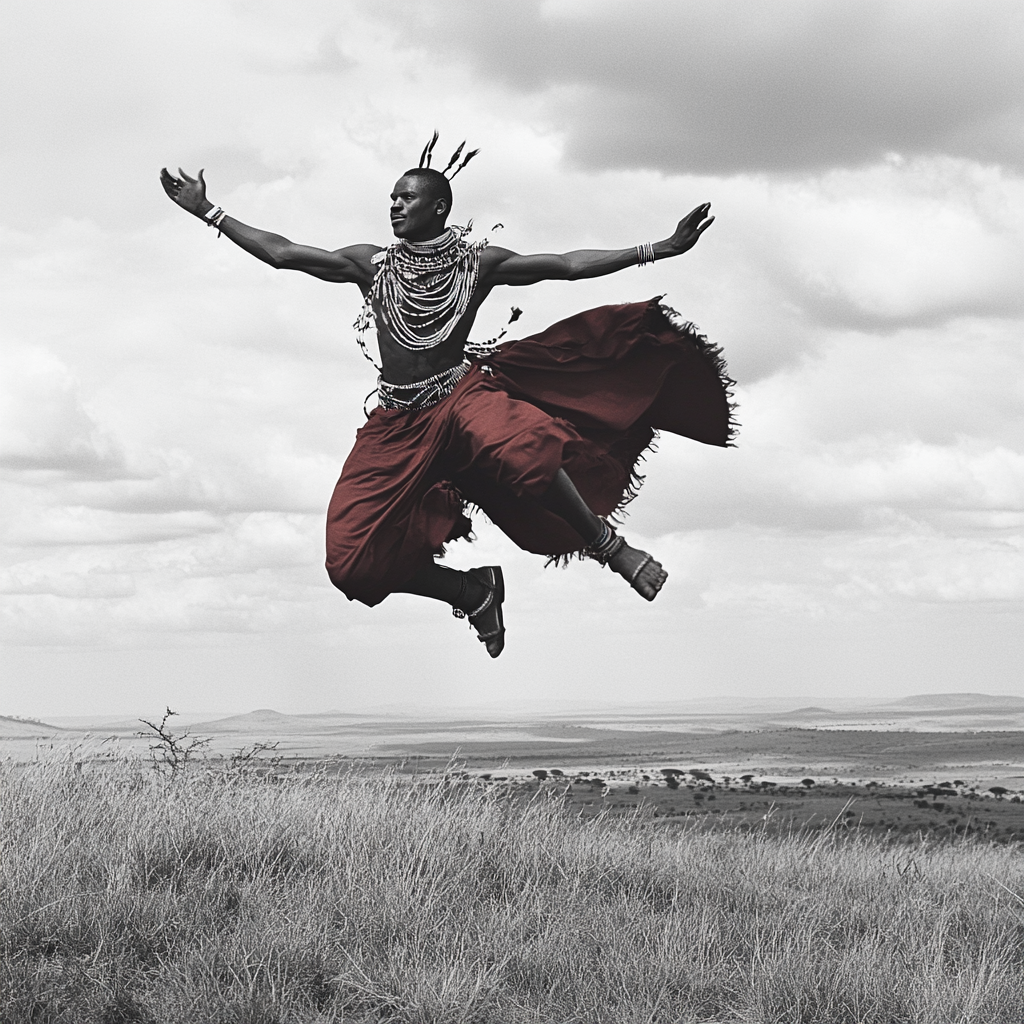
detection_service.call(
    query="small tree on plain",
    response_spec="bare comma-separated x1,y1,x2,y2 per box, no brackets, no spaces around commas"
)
137,707,210,775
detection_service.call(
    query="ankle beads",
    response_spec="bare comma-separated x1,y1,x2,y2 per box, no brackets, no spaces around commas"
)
588,521,653,584
587,521,625,565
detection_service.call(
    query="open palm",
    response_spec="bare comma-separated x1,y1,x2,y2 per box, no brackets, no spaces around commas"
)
159,167,208,216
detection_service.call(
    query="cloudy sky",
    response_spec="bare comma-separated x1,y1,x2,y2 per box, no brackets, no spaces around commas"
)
2,0,1022,717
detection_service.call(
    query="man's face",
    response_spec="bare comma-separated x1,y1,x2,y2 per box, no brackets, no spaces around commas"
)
390,175,446,240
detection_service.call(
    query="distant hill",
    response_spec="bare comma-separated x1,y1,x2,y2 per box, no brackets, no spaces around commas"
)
774,707,835,717
0,715,65,738
194,709,400,733
48,712,233,733
886,693,1024,711
196,709,305,733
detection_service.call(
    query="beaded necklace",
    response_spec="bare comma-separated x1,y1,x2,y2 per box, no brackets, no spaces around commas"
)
353,225,487,370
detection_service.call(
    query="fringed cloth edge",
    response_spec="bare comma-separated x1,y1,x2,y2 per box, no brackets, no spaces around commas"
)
651,297,740,448
325,297,738,603
477,296,738,565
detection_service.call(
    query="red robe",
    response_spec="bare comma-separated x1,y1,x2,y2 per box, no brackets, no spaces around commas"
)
325,298,735,607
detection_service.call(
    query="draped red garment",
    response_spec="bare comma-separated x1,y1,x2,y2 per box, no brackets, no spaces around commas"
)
325,298,735,607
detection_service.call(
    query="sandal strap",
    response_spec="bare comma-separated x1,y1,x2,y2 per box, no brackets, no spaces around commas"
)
461,566,506,657
628,553,652,584
452,573,495,619
467,589,494,619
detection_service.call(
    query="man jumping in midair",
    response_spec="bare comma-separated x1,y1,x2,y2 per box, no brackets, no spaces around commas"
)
161,138,730,658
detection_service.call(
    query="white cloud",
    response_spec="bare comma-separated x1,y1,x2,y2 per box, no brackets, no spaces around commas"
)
382,0,1024,174
841,532,1024,604
765,160,1024,327
0,345,133,478
1,0,1021,712
794,442,1024,512
1,511,327,646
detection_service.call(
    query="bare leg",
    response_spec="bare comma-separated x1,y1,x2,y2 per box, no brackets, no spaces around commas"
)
396,563,506,658
537,468,605,544
539,468,668,601
397,563,487,610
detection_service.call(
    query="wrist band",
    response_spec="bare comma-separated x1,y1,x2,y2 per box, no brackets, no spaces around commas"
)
203,207,227,236
635,241,656,267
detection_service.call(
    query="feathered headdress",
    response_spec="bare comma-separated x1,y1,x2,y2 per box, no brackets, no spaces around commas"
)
418,131,480,179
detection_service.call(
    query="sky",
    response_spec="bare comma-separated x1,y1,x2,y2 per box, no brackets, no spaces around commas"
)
2,0,1022,717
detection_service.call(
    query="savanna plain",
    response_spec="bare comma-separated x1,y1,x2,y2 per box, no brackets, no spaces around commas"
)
3,693,1024,1024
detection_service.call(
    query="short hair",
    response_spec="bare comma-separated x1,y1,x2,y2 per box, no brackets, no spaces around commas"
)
399,167,452,210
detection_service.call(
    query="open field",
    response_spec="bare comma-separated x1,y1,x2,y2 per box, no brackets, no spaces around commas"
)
4,693,1024,1021
4,754,1024,1024
4,692,1024,781
453,770,1024,846
5,692,1024,847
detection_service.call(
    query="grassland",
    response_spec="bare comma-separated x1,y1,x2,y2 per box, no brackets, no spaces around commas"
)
3,754,1024,1024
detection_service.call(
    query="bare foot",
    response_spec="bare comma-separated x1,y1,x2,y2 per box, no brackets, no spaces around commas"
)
607,542,667,601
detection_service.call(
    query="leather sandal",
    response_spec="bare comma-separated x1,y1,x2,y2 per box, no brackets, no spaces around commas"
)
452,566,505,658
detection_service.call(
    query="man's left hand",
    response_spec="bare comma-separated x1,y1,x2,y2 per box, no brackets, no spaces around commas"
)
160,166,211,218
666,202,714,255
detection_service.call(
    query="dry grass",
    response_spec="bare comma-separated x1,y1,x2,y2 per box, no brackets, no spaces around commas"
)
2,755,1024,1024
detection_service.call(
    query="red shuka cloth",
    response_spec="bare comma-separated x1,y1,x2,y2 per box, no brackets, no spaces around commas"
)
326,299,735,607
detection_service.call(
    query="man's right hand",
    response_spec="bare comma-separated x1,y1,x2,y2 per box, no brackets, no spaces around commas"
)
160,167,212,218
157,168,377,287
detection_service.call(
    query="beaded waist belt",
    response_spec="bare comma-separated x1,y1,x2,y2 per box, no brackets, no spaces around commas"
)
377,360,471,411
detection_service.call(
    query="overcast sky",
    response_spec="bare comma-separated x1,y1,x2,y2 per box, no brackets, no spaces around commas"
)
2,0,1022,717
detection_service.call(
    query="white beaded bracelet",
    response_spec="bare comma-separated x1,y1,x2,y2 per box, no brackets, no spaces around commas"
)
635,241,656,267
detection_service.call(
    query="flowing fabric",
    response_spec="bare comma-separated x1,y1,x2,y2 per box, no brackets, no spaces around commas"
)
325,298,735,607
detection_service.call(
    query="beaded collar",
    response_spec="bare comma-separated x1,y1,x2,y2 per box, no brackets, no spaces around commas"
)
353,225,488,368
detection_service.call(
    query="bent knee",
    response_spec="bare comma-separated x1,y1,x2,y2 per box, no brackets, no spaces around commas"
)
326,557,384,608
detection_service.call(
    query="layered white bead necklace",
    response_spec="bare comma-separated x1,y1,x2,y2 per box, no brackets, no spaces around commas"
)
354,227,488,367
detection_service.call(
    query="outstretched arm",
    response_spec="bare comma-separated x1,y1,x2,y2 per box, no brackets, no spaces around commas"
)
484,202,714,287
159,167,377,285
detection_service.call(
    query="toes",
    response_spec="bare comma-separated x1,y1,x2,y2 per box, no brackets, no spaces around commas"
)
639,562,667,601
607,544,667,600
